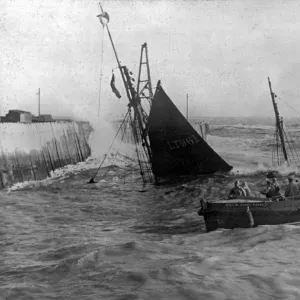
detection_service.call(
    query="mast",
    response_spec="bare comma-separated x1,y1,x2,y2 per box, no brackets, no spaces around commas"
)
97,4,132,105
268,77,288,163
137,43,153,103
97,3,154,181
38,88,40,117
186,94,188,121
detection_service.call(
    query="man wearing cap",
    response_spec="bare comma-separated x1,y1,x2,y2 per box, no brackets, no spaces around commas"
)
228,180,246,197
260,179,276,198
272,178,281,196
284,176,298,199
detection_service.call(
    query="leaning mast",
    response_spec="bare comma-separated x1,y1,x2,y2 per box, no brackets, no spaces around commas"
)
268,77,288,164
96,3,154,181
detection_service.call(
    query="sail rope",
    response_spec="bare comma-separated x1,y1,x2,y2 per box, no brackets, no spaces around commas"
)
270,95,300,165
277,96,300,117
97,29,105,125
283,125,300,161
128,113,153,182
100,116,128,180
88,110,130,183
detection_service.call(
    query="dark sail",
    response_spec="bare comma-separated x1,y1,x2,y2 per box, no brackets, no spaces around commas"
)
148,82,233,178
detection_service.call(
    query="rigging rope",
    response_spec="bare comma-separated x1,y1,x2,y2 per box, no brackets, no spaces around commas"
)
270,95,300,165
277,96,300,117
88,110,130,183
97,30,105,125
101,117,128,179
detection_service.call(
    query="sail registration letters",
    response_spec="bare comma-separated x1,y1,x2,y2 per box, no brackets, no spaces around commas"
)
167,134,200,151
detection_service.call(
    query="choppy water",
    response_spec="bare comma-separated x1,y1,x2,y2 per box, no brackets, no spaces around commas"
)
2,118,300,300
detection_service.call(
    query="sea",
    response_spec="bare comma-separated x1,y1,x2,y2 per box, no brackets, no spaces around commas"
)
2,116,300,300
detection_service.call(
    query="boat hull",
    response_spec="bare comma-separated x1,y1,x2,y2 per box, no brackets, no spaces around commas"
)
198,197,300,231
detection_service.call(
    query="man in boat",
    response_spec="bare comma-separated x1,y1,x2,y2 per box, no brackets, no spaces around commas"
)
260,179,276,198
228,180,246,197
260,177,282,199
272,177,281,196
284,176,298,199
240,181,251,196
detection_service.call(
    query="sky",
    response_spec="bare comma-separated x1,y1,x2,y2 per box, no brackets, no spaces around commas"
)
1,0,300,122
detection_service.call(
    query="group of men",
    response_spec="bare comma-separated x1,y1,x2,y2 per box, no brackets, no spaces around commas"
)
229,180,251,197
229,175,299,200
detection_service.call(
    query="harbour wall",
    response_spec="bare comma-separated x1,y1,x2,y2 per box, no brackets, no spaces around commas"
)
0,122,92,189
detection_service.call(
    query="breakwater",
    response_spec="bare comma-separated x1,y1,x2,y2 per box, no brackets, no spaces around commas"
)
0,122,92,188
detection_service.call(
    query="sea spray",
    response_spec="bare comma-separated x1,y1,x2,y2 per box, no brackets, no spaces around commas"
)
88,118,137,164
0,122,92,189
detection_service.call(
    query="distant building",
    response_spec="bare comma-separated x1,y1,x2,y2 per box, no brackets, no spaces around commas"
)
1,110,32,123
53,116,73,122
39,114,53,122
32,114,53,122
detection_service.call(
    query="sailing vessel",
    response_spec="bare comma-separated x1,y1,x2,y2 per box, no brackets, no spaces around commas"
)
198,77,300,231
91,3,232,185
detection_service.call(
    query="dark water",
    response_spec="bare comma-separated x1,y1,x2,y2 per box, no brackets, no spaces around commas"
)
2,119,300,300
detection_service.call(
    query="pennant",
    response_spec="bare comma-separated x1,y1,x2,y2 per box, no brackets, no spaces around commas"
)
110,73,122,99
97,11,110,27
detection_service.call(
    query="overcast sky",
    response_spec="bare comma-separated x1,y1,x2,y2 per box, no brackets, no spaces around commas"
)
1,0,300,121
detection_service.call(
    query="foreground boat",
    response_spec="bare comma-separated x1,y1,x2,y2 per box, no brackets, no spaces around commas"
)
198,196,300,231
198,78,300,231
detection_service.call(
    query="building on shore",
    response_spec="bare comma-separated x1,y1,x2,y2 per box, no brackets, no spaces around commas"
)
1,110,32,123
0,109,75,123
32,114,53,122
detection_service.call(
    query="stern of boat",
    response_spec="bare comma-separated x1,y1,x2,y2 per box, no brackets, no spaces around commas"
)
198,198,221,231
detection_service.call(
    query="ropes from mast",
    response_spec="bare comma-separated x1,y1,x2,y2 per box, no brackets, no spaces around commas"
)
88,110,129,183
97,30,105,125
268,78,300,167
101,116,129,180
128,112,153,183
97,3,152,182
277,96,300,116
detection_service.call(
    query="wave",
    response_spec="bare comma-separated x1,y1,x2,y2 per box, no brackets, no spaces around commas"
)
7,152,138,192
213,124,275,131
231,162,300,176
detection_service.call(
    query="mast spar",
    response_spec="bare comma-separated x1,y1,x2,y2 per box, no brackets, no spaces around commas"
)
37,88,40,117
97,3,131,104
186,94,188,121
93,2,233,184
268,77,288,164
96,3,154,182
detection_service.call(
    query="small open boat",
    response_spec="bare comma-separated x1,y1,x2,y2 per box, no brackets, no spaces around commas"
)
198,78,300,231
198,195,300,231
